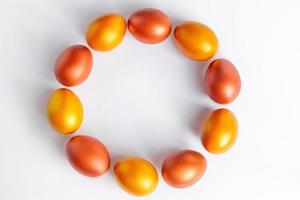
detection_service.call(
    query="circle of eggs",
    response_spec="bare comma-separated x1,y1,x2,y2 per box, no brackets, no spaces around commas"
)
47,8,241,196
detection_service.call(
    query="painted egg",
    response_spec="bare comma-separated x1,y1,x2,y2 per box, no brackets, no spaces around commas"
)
201,108,238,154
86,14,126,51
174,21,218,61
54,45,93,87
204,58,241,104
47,88,83,135
128,8,171,44
113,157,158,196
66,135,110,177
162,150,207,188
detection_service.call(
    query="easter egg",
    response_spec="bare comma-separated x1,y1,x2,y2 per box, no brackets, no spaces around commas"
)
174,21,218,61
54,45,93,87
66,135,110,177
204,58,241,104
201,108,238,154
128,8,171,44
47,88,83,135
113,157,158,196
162,150,207,188
86,14,126,51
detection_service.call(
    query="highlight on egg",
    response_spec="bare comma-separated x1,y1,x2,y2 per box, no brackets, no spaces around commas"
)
162,150,207,188
174,21,218,61
66,135,110,177
200,108,238,154
54,45,93,87
128,8,171,44
86,13,126,51
47,88,83,135
113,157,158,196
204,58,241,104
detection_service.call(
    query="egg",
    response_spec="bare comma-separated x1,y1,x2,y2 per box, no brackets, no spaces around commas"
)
204,58,241,104
128,8,171,44
66,135,110,177
162,150,206,188
86,14,126,51
54,45,93,87
113,157,158,196
174,21,218,61
201,108,238,154
47,88,83,135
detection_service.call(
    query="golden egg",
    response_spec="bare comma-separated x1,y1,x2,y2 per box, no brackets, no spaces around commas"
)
200,108,238,154
47,88,83,135
86,14,126,51
174,21,218,61
113,157,158,196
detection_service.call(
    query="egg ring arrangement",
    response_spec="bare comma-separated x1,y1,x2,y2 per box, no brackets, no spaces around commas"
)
47,8,241,196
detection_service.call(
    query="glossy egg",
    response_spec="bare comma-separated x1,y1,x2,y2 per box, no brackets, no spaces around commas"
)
54,45,93,87
114,157,158,196
174,21,218,61
47,88,83,135
128,8,171,44
162,150,206,188
66,135,110,177
201,108,238,154
204,58,241,104
86,14,126,51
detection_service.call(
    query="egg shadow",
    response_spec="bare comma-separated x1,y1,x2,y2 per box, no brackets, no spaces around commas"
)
191,106,213,138
58,0,156,38
14,77,68,156
12,20,77,157
148,148,181,171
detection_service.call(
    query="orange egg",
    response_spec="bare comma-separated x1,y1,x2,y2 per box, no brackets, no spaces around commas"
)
86,14,126,51
174,21,218,61
54,45,93,87
113,157,158,196
66,135,110,177
201,108,238,154
204,58,241,104
128,8,171,44
162,150,206,188
47,88,83,135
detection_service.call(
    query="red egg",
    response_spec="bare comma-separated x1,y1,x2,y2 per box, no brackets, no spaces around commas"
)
128,8,171,44
162,150,207,188
66,135,110,177
204,58,241,104
55,45,93,87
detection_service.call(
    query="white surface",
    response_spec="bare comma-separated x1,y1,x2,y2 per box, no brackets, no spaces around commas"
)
0,0,300,199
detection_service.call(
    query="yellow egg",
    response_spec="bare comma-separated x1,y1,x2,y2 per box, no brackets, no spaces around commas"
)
86,14,126,51
174,21,218,61
113,157,158,196
47,88,83,135
200,108,238,154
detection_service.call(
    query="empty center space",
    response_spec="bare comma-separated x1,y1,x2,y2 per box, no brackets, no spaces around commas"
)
78,37,203,157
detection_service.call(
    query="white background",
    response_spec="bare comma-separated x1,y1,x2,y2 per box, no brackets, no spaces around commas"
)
0,0,299,199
